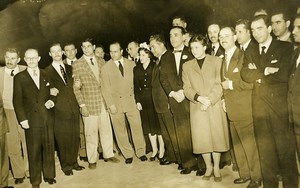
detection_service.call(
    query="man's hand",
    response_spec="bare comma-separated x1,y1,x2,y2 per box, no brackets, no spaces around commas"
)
80,106,89,117
197,96,211,107
170,90,185,103
20,120,29,129
221,78,232,90
248,63,257,70
50,88,59,96
45,100,55,109
109,105,117,114
265,67,279,75
136,103,143,111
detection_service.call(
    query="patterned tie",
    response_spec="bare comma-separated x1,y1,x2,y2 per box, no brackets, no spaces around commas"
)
118,61,124,76
90,58,94,65
10,70,14,76
60,65,68,85
240,46,244,51
33,70,37,76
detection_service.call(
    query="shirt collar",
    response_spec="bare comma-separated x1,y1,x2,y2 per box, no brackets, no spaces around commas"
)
212,42,220,50
173,45,185,52
83,54,95,62
241,39,251,50
27,67,39,75
259,35,272,53
66,58,77,65
114,57,124,66
225,46,237,62
277,31,291,42
4,66,19,75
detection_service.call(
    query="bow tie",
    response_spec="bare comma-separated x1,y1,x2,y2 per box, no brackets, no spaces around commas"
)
173,50,183,53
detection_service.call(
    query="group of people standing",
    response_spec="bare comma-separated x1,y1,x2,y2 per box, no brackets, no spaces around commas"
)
0,6,300,188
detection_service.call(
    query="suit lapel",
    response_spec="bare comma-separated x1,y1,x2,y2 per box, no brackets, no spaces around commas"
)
226,48,239,78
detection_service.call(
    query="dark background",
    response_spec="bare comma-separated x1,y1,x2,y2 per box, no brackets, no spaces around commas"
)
0,0,299,67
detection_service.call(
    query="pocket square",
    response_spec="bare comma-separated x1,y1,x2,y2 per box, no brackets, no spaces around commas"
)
46,82,50,86
233,67,239,72
271,59,278,64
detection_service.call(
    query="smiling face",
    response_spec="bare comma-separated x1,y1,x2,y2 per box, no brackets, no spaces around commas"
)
219,27,236,51
139,49,150,64
251,18,271,44
190,41,206,59
81,41,95,57
170,27,185,49
208,24,220,43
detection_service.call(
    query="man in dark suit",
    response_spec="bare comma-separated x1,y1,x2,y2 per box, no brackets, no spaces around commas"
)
45,43,84,176
13,49,58,188
220,27,261,188
289,13,300,163
159,26,198,174
207,23,225,58
241,15,298,188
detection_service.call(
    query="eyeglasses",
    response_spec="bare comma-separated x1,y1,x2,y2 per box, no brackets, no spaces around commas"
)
25,57,39,61
219,35,234,40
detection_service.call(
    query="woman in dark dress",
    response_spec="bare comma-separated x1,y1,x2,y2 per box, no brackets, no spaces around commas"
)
134,43,164,161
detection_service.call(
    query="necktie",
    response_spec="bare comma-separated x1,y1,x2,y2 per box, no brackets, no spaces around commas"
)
33,70,37,76
60,65,68,85
211,46,215,56
90,58,94,65
173,50,182,53
71,60,73,65
118,61,124,76
241,46,244,51
10,70,14,76
261,46,266,55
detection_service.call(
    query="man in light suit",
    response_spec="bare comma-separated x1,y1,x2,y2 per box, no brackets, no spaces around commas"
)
101,42,147,164
159,26,198,174
13,49,58,188
289,13,300,163
241,15,298,188
72,38,119,169
219,27,261,188
0,48,28,185
45,43,84,176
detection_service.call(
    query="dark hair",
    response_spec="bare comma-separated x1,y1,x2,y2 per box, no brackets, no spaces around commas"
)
49,43,61,50
149,34,166,46
138,47,154,62
252,14,271,27
63,42,76,49
110,41,123,50
172,15,187,23
220,26,236,35
189,34,208,48
236,19,250,30
82,38,94,45
271,8,290,21
5,48,20,57
295,13,300,20
170,26,186,35
95,44,104,49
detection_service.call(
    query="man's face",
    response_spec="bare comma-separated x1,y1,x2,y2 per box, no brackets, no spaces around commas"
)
95,47,105,59
4,52,20,69
49,45,63,62
251,18,271,44
127,42,139,58
235,24,251,45
219,28,236,51
172,18,187,28
292,18,300,43
208,24,220,43
64,44,77,60
24,50,40,69
271,14,289,37
150,40,164,58
190,41,206,59
170,28,184,49
81,41,94,57
110,43,123,61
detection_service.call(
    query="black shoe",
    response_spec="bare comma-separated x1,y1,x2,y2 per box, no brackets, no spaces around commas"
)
180,168,194,175
3,186,14,188
79,156,88,162
99,152,104,160
159,158,172,165
234,177,251,184
73,165,85,171
31,185,40,188
139,155,147,161
63,170,73,176
14,177,24,184
104,157,120,163
88,163,97,169
196,168,206,176
149,153,158,161
44,178,56,184
247,180,261,188
125,158,133,164
178,164,184,170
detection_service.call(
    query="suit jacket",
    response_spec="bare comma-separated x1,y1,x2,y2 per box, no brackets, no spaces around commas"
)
159,46,193,114
288,47,300,134
13,69,55,128
0,93,7,136
72,56,105,116
221,48,253,121
45,64,79,120
151,53,169,113
0,65,26,100
208,44,225,58
241,39,293,117
101,58,137,113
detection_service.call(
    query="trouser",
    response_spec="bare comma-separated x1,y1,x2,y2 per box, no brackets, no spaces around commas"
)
0,134,9,187
5,109,28,178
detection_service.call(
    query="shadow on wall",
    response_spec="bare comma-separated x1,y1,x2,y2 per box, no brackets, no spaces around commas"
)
0,0,298,67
